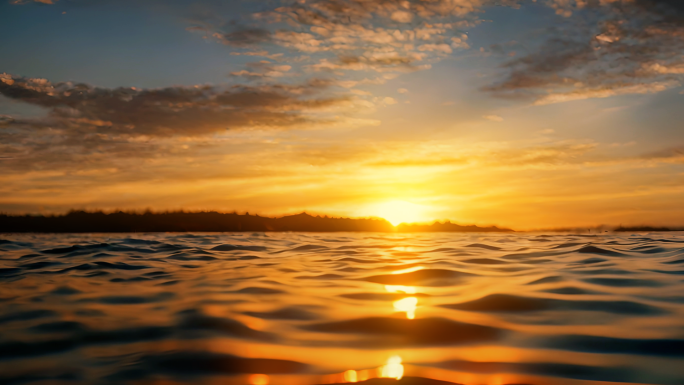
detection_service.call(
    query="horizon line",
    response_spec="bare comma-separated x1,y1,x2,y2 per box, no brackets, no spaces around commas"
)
1,209,682,232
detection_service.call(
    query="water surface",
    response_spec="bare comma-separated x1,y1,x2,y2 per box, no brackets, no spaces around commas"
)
1,232,684,385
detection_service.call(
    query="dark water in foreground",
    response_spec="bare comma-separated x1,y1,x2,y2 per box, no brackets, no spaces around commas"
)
1,232,684,385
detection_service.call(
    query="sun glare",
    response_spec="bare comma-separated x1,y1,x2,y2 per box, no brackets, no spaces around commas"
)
248,374,269,385
393,296,418,319
380,356,404,380
373,200,427,226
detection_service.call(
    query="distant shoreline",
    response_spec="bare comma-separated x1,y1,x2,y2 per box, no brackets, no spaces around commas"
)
613,226,676,232
1,211,679,234
0,211,514,233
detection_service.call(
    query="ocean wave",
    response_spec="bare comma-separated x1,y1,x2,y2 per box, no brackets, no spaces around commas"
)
0,232,683,384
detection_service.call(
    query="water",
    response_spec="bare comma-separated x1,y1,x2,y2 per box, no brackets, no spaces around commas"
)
1,232,684,385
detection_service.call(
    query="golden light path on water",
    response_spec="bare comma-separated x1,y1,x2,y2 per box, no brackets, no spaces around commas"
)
1,232,683,385
393,297,418,320
387,267,422,319
322,355,405,383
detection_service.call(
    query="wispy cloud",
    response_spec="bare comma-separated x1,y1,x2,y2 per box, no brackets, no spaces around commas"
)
17,0,684,106
0,72,381,176
0,73,353,137
483,114,504,122
484,0,684,104
184,0,479,94
229,61,294,80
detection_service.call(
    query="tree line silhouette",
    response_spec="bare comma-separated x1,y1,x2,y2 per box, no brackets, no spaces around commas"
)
0,210,514,233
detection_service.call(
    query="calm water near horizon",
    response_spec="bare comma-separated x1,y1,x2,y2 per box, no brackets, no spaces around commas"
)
1,232,684,385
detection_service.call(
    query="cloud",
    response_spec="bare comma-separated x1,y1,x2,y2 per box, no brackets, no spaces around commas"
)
229,50,285,60
382,96,398,105
0,67,390,176
484,0,684,104
483,114,504,122
364,140,605,170
640,145,684,161
397,88,409,94
533,81,679,105
220,27,272,46
307,54,430,73
418,43,453,54
351,89,372,95
0,115,15,127
19,0,684,108
0,73,352,138
609,141,636,147
370,157,470,168
230,61,293,80
184,0,479,97
189,25,273,47
391,10,413,23
364,139,684,172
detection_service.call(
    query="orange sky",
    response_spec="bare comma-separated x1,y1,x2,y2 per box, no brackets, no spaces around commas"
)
2,0,684,229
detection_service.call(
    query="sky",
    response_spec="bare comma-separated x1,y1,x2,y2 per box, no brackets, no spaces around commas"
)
1,0,684,229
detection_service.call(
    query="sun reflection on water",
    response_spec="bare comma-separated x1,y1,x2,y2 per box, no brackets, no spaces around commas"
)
393,296,418,319
384,285,417,294
380,355,404,380
391,266,424,275
385,284,419,319
343,369,358,383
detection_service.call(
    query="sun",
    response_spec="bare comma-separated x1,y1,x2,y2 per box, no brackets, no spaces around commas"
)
373,200,427,226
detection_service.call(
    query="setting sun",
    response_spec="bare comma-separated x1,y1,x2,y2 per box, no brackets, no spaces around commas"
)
372,200,427,226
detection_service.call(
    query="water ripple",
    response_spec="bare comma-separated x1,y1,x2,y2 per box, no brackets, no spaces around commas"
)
1,232,683,384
